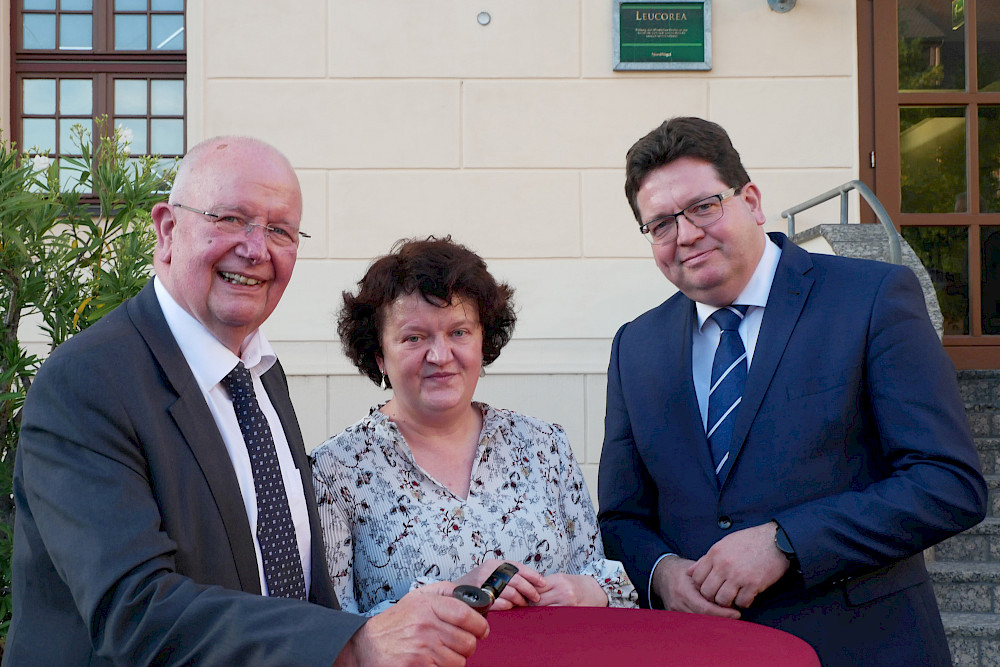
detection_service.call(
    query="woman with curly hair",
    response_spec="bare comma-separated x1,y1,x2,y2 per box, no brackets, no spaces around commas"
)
311,236,636,615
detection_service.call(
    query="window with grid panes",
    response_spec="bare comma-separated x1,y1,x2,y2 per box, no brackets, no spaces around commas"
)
12,0,186,188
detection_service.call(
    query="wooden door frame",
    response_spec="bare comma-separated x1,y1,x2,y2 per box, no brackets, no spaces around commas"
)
859,0,1000,369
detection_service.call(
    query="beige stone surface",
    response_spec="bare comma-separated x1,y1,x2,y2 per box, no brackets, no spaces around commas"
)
295,169,328,259
581,170,652,258
327,0,580,78
485,258,673,340
203,0,328,78
710,78,857,169
326,170,580,259
462,80,708,168
203,80,460,169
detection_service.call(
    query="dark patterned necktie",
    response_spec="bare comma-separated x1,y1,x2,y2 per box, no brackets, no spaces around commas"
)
222,363,307,600
707,305,750,479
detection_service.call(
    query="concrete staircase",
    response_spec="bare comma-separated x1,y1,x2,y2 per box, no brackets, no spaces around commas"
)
932,370,1000,666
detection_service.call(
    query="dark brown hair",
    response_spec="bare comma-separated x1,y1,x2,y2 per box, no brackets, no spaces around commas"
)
338,236,517,387
624,117,751,221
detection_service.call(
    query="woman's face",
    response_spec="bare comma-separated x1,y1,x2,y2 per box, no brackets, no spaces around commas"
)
377,292,484,422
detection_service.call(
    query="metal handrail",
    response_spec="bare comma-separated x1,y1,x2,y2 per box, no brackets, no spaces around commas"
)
780,180,901,264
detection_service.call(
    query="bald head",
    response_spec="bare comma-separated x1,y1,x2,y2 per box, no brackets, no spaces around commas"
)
169,136,299,206
151,135,304,354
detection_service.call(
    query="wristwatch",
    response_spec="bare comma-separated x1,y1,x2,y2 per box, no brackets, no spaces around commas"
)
774,523,797,562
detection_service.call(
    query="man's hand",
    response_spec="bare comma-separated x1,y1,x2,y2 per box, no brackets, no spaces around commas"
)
651,555,741,618
687,522,790,610
453,559,545,610
335,582,489,667
532,573,608,608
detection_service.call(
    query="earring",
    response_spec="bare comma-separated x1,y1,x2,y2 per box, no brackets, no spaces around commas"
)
380,372,388,390
480,367,486,378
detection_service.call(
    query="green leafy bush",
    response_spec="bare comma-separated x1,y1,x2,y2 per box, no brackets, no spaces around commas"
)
0,119,174,649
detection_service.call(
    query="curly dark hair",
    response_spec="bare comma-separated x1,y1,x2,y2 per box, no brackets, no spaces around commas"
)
338,236,517,388
624,117,751,222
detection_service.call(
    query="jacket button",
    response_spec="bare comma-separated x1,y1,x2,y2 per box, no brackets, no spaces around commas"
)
718,516,732,530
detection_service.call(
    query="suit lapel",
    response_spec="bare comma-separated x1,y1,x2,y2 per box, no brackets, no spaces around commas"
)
127,281,262,594
719,235,814,489
651,297,720,487
260,364,338,607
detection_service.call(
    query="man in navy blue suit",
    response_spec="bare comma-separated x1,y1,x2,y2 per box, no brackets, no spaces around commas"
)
598,117,986,665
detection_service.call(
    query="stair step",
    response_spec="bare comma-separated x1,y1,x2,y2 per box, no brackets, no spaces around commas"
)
977,439,1000,475
934,518,1000,562
942,612,1000,667
988,475,1000,519
930,562,1000,613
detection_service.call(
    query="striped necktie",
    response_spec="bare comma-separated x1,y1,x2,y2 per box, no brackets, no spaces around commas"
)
707,305,750,479
222,363,307,600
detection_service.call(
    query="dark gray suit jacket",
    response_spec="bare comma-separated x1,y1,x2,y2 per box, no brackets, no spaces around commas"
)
5,280,365,665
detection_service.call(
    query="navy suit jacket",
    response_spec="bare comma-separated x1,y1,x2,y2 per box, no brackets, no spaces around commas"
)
5,281,365,665
598,233,986,665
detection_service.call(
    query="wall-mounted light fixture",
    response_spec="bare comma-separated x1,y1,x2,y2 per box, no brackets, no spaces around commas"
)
767,0,796,12
477,11,491,25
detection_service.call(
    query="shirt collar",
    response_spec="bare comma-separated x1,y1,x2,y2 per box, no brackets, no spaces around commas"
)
695,235,782,330
153,276,277,392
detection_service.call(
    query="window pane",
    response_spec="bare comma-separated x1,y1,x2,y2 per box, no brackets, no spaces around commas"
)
59,13,92,50
24,0,56,8
23,14,56,49
151,0,183,10
900,107,967,213
982,106,1000,213
59,118,89,155
60,79,93,115
23,79,56,114
151,119,184,155
115,14,147,50
150,79,184,115
116,0,147,9
58,157,85,192
901,226,970,335
115,118,147,154
115,79,148,114
22,118,56,153
983,226,1000,335
978,2,1000,91
61,0,93,9
897,0,966,91
151,14,184,50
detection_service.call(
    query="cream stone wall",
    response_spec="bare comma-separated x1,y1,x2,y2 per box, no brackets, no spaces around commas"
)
8,1,861,506
184,0,861,504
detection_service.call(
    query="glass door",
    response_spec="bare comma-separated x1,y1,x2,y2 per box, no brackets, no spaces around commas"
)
870,0,1000,368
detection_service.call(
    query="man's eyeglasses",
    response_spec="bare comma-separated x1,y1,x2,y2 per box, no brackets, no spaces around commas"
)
172,203,311,248
639,187,740,245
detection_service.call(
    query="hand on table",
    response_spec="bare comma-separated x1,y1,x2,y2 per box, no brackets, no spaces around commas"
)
335,582,488,667
532,573,608,607
687,522,790,610
651,555,741,619
454,559,545,610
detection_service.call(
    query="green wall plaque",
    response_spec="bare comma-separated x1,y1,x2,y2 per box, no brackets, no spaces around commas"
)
614,1,712,71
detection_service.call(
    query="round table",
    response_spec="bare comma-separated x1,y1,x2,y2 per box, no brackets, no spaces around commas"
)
467,606,820,666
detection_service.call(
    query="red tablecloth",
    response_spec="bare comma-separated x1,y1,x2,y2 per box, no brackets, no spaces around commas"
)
468,606,820,666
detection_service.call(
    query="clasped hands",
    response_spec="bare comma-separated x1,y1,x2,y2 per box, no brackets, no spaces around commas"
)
652,522,791,619
452,558,608,610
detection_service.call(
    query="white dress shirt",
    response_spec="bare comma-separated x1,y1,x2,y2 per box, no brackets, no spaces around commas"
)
691,237,782,427
154,277,311,596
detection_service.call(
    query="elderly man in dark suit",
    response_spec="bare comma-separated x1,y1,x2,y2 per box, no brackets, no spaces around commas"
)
598,117,987,665
6,136,487,666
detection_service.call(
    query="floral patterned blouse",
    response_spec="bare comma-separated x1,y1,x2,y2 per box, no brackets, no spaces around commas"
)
310,402,637,615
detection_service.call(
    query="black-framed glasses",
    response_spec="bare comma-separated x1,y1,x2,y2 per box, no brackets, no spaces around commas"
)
172,203,311,248
639,187,740,245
